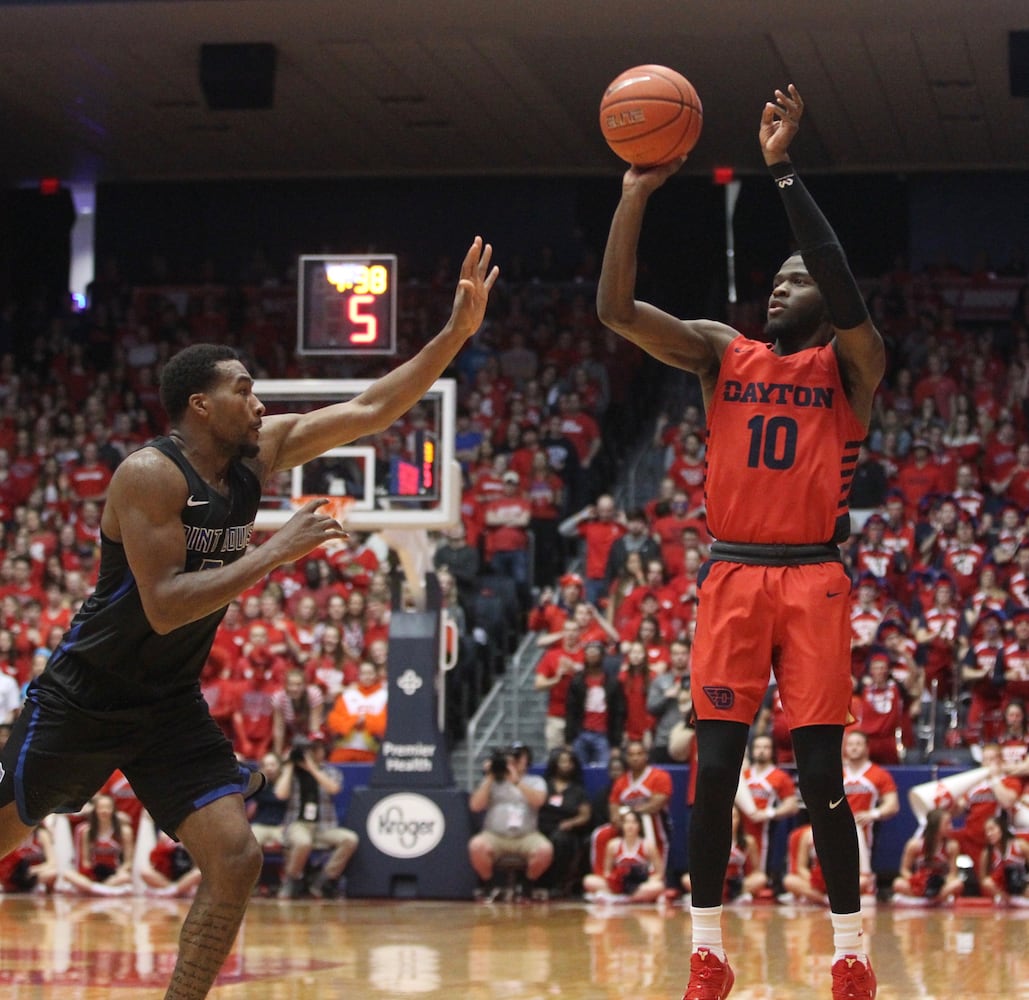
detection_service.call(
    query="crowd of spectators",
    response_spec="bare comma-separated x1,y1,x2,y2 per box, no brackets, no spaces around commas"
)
1,236,1029,899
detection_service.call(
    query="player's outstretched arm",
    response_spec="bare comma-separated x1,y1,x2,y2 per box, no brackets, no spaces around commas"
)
261,236,499,474
761,84,885,425
107,452,348,634
597,159,735,393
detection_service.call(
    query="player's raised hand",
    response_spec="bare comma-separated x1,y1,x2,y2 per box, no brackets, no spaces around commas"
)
623,154,687,196
760,84,804,164
449,236,499,339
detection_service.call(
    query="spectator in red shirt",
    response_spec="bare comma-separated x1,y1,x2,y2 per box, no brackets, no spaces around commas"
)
913,351,958,423
619,640,655,746
534,618,586,751
525,448,566,586
851,650,911,765
232,656,280,763
560,494,626,605
565,641,627,767
557,390,602,479
666,431,706,498
941,514,985,599
896,439,948,511
962,608,1007,743
529,572,584,641
952,461,985,521
271,666,325,758
997,442,1029,513
67,441,113,501
72,499,103,554
983,415,1020,500
568,599,621,649
483,469,532,597
0,556,46,611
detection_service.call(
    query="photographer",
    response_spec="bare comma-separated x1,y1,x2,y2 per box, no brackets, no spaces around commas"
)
468,741,553,897
273,731,358,899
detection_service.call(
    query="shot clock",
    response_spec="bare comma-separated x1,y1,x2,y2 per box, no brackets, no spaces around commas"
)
298,254,398,355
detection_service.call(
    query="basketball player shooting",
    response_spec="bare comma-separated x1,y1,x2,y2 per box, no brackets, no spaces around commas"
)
0,236,498,1000
597,86,885,1000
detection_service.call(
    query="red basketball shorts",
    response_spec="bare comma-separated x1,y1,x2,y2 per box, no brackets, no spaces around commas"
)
691,560,852,728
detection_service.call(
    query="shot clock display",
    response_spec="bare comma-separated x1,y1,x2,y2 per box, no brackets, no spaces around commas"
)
298,254,398,355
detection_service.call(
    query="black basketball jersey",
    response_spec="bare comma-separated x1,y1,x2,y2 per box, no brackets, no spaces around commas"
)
38,436,262,709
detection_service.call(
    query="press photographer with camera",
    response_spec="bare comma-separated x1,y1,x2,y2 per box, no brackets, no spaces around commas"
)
468,741,553,898
273,731,358,899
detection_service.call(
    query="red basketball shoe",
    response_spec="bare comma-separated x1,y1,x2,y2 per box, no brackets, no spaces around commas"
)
683,948,735,1000
831,954,877,999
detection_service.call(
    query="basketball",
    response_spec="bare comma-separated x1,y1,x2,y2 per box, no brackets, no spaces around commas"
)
599,65,703,168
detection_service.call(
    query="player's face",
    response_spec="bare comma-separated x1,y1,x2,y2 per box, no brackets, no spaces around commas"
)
206,361,265,459
764,255,828,342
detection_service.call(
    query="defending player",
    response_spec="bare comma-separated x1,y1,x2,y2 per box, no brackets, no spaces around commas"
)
0,237,498,999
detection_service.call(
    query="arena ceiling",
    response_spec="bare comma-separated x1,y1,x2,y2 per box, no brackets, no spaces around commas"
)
2,0,1029,186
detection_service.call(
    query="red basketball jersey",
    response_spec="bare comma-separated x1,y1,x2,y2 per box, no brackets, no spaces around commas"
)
705,341,866,544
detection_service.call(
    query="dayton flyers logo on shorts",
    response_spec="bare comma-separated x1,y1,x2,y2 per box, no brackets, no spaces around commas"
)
702,686,735,710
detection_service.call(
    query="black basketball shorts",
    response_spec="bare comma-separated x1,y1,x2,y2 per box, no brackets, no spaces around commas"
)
0,682,251,837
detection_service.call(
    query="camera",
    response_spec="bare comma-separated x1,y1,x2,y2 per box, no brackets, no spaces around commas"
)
490,749,511,781
290,737,312,763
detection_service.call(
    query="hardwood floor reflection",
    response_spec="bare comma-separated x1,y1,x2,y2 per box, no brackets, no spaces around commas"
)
0,894,1027,998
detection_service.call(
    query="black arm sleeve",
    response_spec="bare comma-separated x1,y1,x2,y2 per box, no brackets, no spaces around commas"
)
769,161,869,330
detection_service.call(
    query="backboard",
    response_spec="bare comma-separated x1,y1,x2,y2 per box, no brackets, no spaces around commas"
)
252,377,459,533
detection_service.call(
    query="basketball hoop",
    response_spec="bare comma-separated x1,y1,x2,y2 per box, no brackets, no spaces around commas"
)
289,494,357,523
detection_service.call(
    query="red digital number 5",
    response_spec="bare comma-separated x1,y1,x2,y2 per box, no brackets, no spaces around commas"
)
347,294,378,344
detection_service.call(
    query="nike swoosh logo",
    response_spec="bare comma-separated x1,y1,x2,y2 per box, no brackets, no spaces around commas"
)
826,591,843,598
186,496,210,507
829,797,845,809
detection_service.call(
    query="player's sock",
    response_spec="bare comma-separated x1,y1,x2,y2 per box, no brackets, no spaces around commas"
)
831,910,866,963
690,904,725,961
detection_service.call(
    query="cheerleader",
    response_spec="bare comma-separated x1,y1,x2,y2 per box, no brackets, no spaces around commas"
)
584,809,665,903
891,808,963,905
980,814,1029,907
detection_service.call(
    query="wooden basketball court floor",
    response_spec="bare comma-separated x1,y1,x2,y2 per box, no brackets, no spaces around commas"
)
1,894,1027,998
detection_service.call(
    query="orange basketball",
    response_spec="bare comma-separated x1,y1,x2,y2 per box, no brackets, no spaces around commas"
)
599,65,703,168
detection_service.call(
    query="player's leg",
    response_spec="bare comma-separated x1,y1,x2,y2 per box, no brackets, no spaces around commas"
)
791,725,860,909
777,565,876,998
165,794,263,1000
688,721,751,906
683,562,771,999
0,802,34,861
792,725,875,999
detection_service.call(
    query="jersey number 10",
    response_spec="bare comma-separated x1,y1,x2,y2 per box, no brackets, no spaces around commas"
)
746,415,798,470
